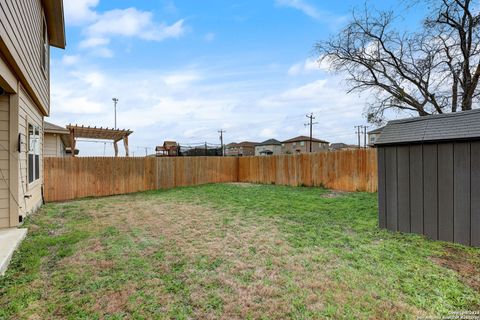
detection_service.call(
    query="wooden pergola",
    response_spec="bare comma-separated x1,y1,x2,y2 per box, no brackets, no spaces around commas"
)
66,124,133,157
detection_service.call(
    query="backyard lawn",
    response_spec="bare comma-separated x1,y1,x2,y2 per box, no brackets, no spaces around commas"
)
0,183,479,319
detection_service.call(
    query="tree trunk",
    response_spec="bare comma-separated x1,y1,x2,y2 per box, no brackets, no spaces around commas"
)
452,78,458,112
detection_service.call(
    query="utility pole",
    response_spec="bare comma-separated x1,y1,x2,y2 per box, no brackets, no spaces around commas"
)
363,125,369,148
112,98,119,129
218,129,226,156
145,147,148,157
304,113,318,153
204,142,208,156
355,125,362,148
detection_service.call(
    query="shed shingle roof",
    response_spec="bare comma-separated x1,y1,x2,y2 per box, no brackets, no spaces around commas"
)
375,109,480,145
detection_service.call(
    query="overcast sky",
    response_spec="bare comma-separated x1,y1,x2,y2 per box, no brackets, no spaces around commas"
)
49,0,426,156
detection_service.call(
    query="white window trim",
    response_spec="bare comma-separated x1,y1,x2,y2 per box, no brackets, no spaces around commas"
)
41,15,49,79
27,123,41,188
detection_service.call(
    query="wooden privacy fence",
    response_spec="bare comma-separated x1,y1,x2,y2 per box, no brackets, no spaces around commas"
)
44,149,377,202
239,149,377,192
44,157,238,202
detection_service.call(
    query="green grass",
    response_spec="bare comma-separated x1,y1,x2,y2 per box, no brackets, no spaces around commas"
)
0,183,479,319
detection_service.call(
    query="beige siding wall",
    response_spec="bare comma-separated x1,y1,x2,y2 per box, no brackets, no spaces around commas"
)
18,86,43,216
255,145,282,156
44,133,65,157
0,95,9,228
0,0,49,114
282,141,329,154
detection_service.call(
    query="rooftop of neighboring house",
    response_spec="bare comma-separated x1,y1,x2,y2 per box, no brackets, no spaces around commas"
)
282,135,329,144
376,109,480,145
164,141,178,147
329,143,357,150
368,126,386,135
227,141,259,148
256,139,282,146
44,121,69,134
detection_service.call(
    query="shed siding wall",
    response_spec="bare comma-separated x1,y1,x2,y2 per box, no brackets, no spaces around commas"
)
397,146,410,233
385,147,398,230
453,142,471,245
409,145,423,234
378,141,479,247
423,144,438,240
377,148,386,228
0,0,49,114
471,142,480,247
438,143,454,242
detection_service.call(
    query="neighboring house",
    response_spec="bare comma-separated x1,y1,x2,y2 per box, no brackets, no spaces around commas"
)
0,1,66,228
225,142,258,156
44,121,70,157
281,136,329,154
368,126,385,147
255,139,282,156
156,141,179,157
329,143,358,151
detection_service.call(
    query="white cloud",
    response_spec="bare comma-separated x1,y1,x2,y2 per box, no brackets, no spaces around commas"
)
288,56,334,75
85,8,185,41
79,37,110,49
70,5,187,56
61,54,81,66
275,0,320,19
63,0,99,26
163,72,201,86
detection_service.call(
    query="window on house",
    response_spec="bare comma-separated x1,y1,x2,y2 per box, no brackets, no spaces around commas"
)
28,124,40,183
293,142,296,146
42,18,48,72
300,141,305,146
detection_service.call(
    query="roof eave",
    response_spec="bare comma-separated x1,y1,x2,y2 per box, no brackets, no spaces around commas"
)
375,136,480,146
42,0,66,49
45,129,69,135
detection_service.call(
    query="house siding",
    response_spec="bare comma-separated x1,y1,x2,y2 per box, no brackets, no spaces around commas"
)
255,144,282,156
18,85,43,216
44,133,65,157
0,0,49,115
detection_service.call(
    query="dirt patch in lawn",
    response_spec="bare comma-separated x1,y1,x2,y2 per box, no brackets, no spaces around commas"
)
432,247,480,292
93,285,135,314
226,182,261,187
321,190,349,198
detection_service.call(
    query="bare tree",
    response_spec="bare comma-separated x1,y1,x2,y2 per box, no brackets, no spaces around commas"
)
316,0,480,124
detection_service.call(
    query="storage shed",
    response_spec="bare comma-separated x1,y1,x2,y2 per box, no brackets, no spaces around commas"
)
375,109,480,247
